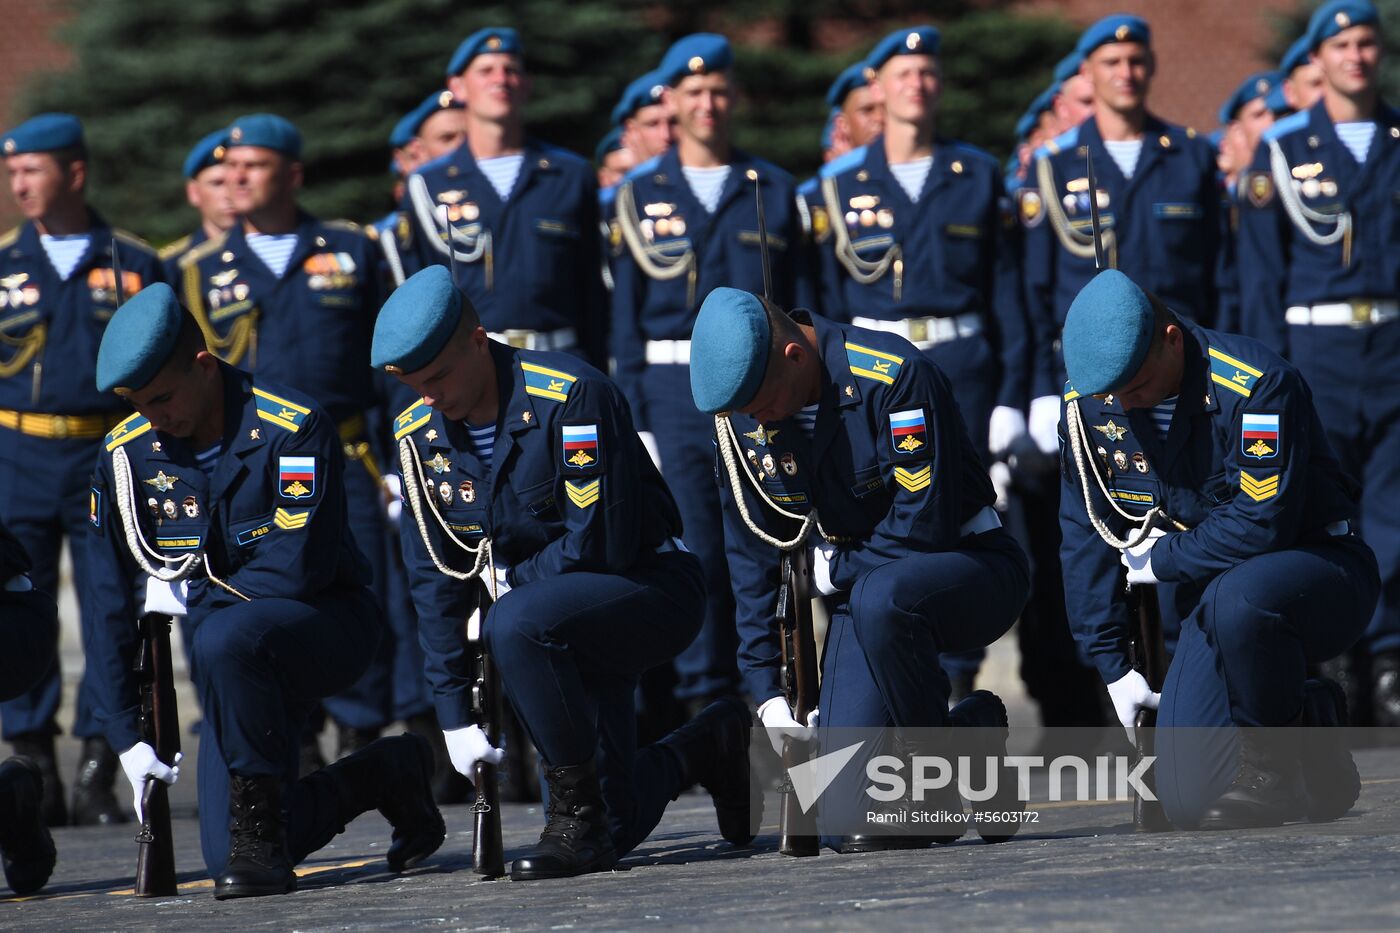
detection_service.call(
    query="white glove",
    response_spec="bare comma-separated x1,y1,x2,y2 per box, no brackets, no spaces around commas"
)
638,431,662,471
443,724,505,779
757,696,818,757
1106,670,1161,743
118,742,181,822
1028,395,1062,456
988,461,1012,512
810,544,838,597
492,565,512,598
1120,528,1166,585
383,474,403,524
987,405,1027,457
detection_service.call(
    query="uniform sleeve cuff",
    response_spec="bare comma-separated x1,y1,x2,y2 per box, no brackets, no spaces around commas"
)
1150,535,1182,582
101,707,143,758
433,689,477,731
1094,653,1133,685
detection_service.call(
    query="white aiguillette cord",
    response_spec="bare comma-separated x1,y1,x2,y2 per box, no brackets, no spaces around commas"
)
398,435,501,600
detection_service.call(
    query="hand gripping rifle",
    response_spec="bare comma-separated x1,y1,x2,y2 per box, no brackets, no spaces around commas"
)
1081,157,1170,832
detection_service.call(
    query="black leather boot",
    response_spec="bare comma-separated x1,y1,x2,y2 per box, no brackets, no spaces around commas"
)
404,712,472,805
70,736,126,826
837,728,959,853
0,757,56,895
322,733,445,872
214,774,296,899
1199,728,1307,830
1371,650,1400,729
510,760,616,881
1300,678,1361,822
951,690,1025,843
9,734,65,828
657,696,758,846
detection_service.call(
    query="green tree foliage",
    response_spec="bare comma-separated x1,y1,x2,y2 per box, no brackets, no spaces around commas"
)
22,0,1075,242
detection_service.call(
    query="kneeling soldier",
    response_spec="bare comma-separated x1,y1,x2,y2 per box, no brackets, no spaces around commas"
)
1058,270,1377,829
85,284,444,898
375,267,753,881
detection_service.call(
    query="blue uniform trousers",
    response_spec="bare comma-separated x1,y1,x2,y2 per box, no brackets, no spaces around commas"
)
1155,534,1378,828
191,588,381,876
0,431,109,739
485,550,705,857
640,364,740,702
1286,321,1400,654
0,588,58,703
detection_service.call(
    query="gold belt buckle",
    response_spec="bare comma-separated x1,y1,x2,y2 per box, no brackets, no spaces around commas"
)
50,415,69,439
1352,301,1373,324
908,319,928,343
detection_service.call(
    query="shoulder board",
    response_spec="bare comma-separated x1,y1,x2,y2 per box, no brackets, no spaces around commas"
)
1262,111,1309,144
112,228,157,255
393,400,433,441
177,231,228,269
158,234,192,260
1207,345,1265,399
322,219,366,236
520,360,578,402
104,412,151,452
1040,126,1080,159
1063,381,1081,402
797,175,819,198
845,341,904,385
531,142,588,169
622,154,665,185
252,387,312,433
0,226,19,250
819,146,867,180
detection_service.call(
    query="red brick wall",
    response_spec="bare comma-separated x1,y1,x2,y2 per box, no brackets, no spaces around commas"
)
1016,0,1301,131
0,0,71,227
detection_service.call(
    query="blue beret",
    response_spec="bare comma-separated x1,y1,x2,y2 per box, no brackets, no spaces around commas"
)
390,90,463,148
227,114,302,158
183,130,228,179
1,113,83,156
611,71,666,126
371,266,463,373
865,26,941,74
1218,71,1281,125
1266,84,1290,116
446,27,523,77
820,109,839,151
1053,51,1085,84
826,62,869,109
1279,36,1312,75
1308,0,1379,50
1062,271,1157,396
657,34,733,86
690,287,772,414
595,126,624,164
1075,14,1151,58
97,283,184,393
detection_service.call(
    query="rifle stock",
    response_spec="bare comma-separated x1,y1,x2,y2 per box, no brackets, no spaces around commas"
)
777,548,819,857
1130,584,1171,833
134,611,180,896
470,588,505,878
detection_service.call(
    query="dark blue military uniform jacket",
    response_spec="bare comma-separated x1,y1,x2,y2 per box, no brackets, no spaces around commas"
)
810,137,1030,409
610,147,806,429
717,313,996,703
1058,322,1358,682
1025,116,1221,398
0,216,164,415
392,342,683,728
400,140,608,366
86,365,367,752
1236,100,1400,354
173,212,385,423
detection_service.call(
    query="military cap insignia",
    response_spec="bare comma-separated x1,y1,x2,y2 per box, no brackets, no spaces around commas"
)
1246,172,1275,208
522,361,577,402
253,388,310,432
1239,470,1279,502
278,455,316,499
688,55,704,73
1335,11,1350,27
889,409,928,456
566,478,600,509
274,507,310,530
562,424,599,470
894,464,932,493
905,31,921,50
1241,413,1280,460
743,425,779,446
1019,190,1044,228
846,342,903,385
1094,420,1128,442
1115,24,1130,40
144,470,180,493
1208,347,1263,398
487,35,503,49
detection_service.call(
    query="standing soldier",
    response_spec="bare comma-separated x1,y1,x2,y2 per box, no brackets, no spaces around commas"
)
161,131,236,283
175,114,399,756
614,70,673,165
0,113,164,826
1236,0,1400,725
1278,36,1328,116
376,91,468,287
612,33,805,714
402,27,607,366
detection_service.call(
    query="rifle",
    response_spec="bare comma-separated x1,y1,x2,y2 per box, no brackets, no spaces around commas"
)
1130,584,1171,832
134,611,180,896
776,547,819,857
469,585,505,878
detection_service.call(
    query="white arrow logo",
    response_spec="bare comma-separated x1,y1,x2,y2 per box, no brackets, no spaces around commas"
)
787,741,866,813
